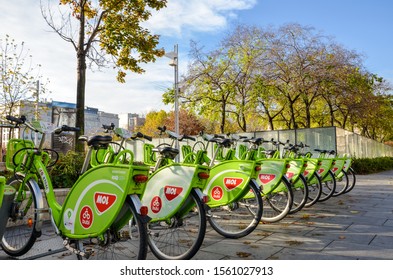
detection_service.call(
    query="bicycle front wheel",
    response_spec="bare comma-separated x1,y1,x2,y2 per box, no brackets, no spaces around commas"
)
1,176,40,257
76,197,148,260
207,182,263,239
318,170,336,202
332,170,349,197
288,174,308,214
147,189,206,260
261,176,293,223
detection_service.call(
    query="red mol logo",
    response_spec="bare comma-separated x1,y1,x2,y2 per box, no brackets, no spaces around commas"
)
164,186,183,201
332,167,339,173
151,196,162,214
286,172,295,179
318,168,325,174
80,205,93,229
211,186,223,201
223,177,244,190
303,170,309,177
259,174,276,184
94,192,117,214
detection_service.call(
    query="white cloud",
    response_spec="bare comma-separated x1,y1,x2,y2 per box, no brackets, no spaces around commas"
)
1,0,257,115
146,0,257,36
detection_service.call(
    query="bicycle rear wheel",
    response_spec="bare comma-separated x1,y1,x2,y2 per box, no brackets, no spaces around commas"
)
288,174,308,214
305,173,322,207
75,197,148,260
344,168,356,193
1,176,40,257
332,170,349,197
318,170,336,202
147,189,206,260
207,181,263,239
261,176,293,223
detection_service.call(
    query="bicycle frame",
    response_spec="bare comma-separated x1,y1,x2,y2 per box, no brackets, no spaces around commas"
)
235,141,291,195
203,159,260,207
140,162,209,221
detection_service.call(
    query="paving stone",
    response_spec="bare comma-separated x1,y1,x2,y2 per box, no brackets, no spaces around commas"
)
305,227,375,245
255,232,332,251
200,239,283,260
369,235,393,249
267,247,357,260
323,240,393,260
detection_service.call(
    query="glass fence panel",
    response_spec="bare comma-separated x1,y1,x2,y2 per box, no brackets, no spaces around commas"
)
123,127,393,161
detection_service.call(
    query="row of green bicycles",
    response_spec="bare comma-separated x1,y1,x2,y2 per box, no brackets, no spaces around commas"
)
0,115,356,260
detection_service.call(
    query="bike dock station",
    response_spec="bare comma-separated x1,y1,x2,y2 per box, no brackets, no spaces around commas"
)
2,170,393,260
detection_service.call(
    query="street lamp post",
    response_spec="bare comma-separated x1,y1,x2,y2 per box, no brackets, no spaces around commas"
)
31,80,40,146
164,44,180,154
164,44,179,135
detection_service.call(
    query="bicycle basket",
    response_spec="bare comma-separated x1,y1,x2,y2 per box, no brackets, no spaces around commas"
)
6,139,35,171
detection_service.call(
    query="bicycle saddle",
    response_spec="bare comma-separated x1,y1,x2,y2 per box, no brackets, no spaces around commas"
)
79,135,113,148
152,146,179,160
209,137,232,148
246,137,263,146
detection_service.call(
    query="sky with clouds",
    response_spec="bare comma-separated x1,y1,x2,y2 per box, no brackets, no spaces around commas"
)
1,0,392,116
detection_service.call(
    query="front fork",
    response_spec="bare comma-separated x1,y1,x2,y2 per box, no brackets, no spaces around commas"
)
10,177,46,235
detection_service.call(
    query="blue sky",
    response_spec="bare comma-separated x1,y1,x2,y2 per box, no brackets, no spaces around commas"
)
1,0,392,115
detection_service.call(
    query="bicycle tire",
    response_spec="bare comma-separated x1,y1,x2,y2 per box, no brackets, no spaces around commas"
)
75,197,148,260
207,181,263,239
318,170,336,202
288,174,308,214
261,176,293,223
344,167,356,193
147,189,206,260
305,173,322,207
1,176,40,257
332,170,349,197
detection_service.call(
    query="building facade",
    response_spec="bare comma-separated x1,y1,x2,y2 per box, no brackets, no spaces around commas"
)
119,113,146,132
1,100,120,155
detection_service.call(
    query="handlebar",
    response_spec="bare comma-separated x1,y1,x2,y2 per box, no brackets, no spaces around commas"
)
6,115,26,125
132,132,152,142
102,123,115,132
56,125,81,134
157,126,195,142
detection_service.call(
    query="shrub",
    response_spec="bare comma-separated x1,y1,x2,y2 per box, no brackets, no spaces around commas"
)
49,151,85,188
352,157,393,175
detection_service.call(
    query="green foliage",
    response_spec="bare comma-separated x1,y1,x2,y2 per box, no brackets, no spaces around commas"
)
352,157,393,174
49,151,85,188
43,1,167,152
180,23,393,140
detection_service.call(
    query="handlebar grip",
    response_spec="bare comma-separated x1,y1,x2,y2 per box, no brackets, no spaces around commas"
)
6,115,26,124
102,123,115,130
133,132,152,141
157,126,167,132
62,125,80,132
182,135,196,141
55,125,80,134
144,135,153,141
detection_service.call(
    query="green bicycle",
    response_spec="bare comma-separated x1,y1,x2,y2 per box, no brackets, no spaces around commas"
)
1,115,150,259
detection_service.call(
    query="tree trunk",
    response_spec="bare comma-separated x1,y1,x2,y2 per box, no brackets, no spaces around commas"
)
75,3,86,153
75,51,86,153
220,101,226,134
289,101,297,129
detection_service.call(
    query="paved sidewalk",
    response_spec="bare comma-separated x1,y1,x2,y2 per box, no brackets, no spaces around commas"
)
1,170,393,260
